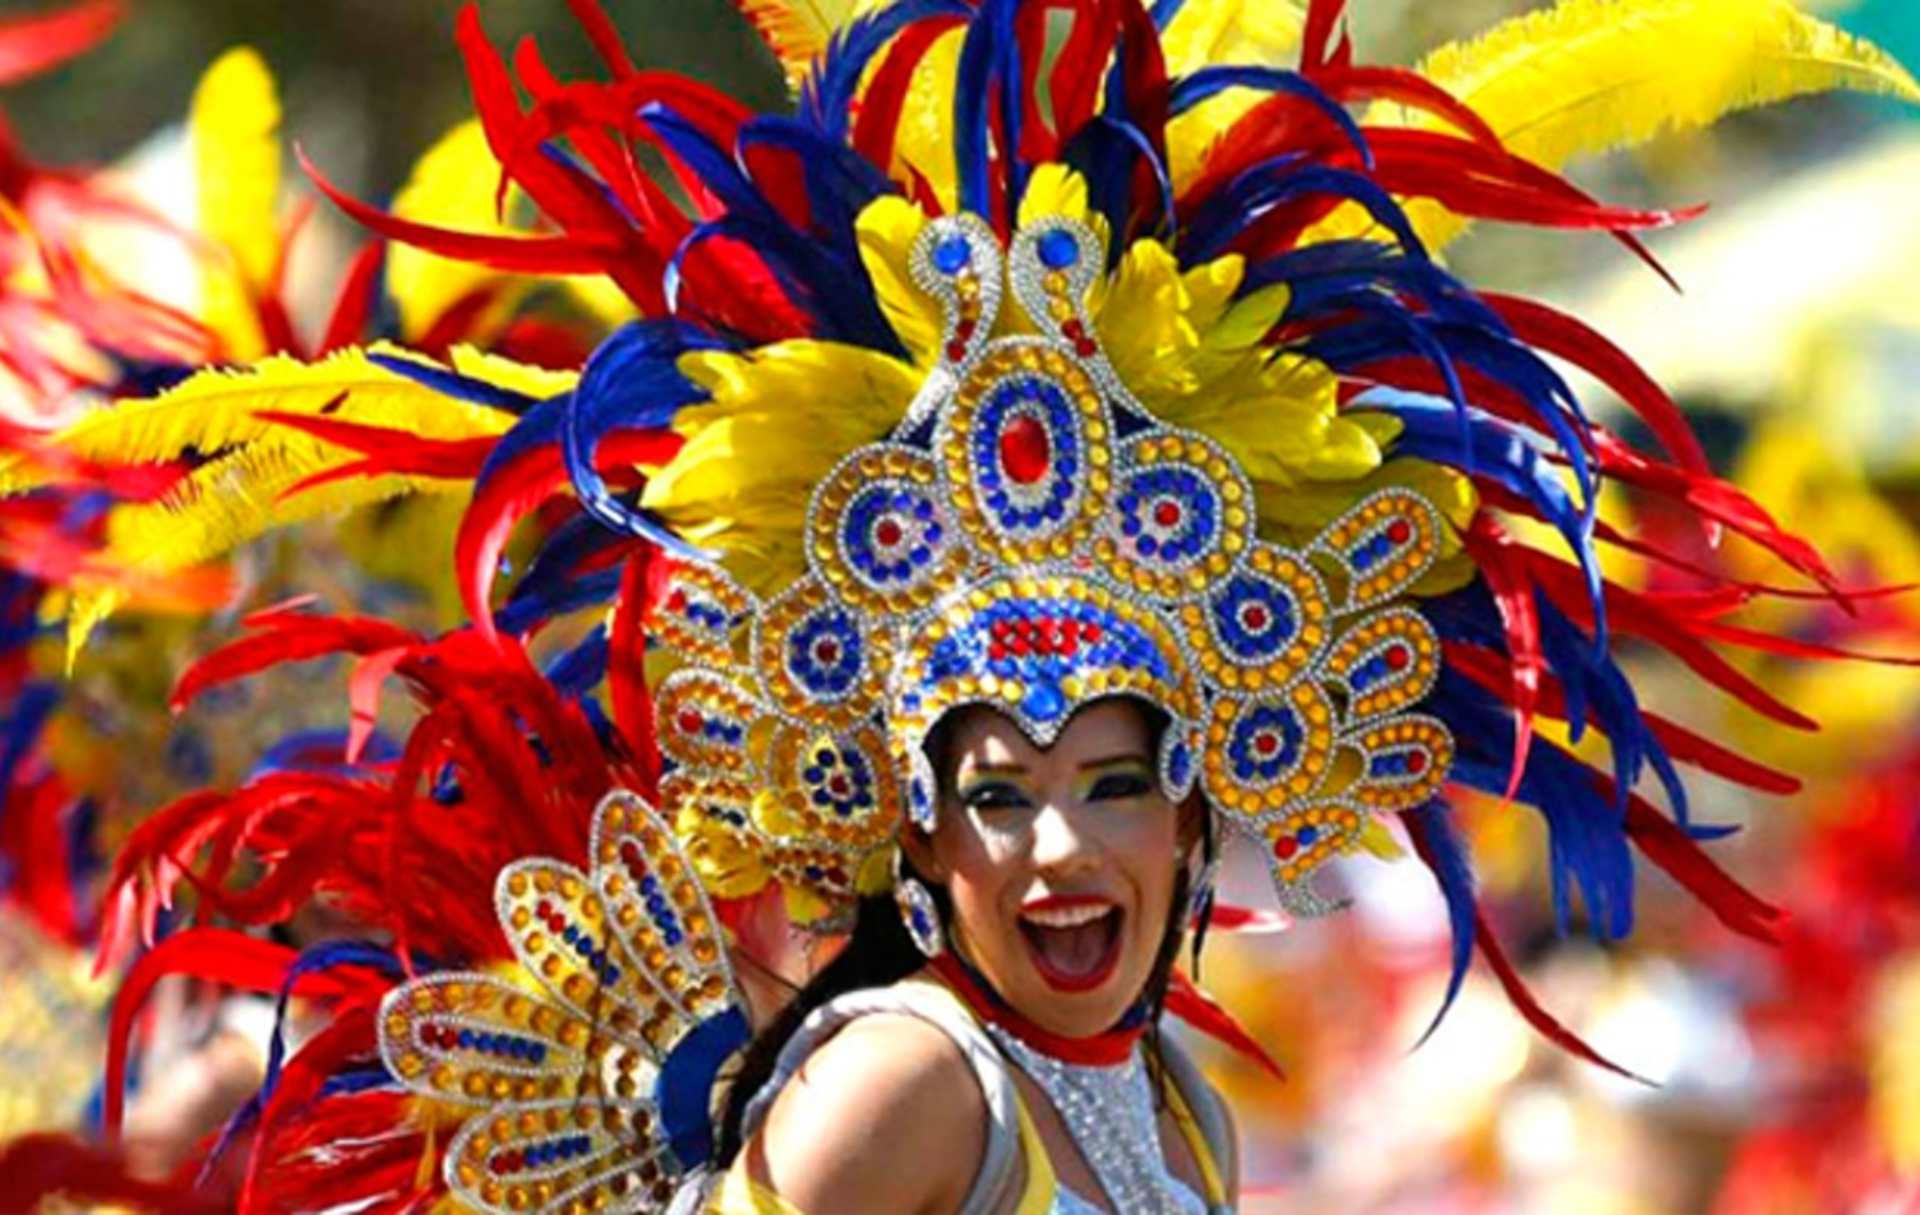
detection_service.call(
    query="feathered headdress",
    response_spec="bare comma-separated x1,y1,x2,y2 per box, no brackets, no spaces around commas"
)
5,0,1919,1212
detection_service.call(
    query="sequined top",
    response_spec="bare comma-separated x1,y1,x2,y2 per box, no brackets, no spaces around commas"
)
705,979,1233,1215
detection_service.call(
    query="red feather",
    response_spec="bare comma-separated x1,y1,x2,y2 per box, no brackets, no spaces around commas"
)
318,239,386,354
0,0,122,87
1473,906,1650,1083
0,1133,219,1215
1459,515,1542,800
1167,969,1288,1080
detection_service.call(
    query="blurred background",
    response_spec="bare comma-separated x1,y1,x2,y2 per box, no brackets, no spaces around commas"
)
0,2,1916,1213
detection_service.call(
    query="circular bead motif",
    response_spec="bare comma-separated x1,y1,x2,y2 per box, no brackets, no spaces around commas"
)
1203,683,1336,817
1182,545,1331,694
807,445,969,614
1094,430,1252,601
763,724,899,851
939,343,1112,567
754,576,890,729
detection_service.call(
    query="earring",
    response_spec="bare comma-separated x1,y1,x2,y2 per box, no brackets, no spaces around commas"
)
895,871,945,959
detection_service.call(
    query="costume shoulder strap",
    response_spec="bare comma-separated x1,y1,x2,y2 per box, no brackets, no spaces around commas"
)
737,980,1035,1215
1153,1034,1237,1211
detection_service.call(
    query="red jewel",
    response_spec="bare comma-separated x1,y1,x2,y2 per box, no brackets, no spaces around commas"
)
1011,637,1030,657
1254,733,1279,757
1243,604,1270,631
990,643,1009,661
874,518,903,547
676,709,702,735
1274,836,1299,859
1058,620,1077,642
827,776,850,797
1061,318,1086,341
955,318,976,341
536,899,552,918
815,640,839,664
1000,415,1051,485
992,620,1012,640
946,340,968,362
825,867,849,885
1386,645,1410,671
1082,622,1102,642
1153,500,1182,528
1074,338,1099,358
1059,634,1078,657
1387,519,1413,544
666,589,687,612
1407,751,1428,774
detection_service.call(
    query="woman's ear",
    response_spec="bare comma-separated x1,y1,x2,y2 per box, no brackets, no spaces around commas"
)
1176,792,1208,856
899,824,943,883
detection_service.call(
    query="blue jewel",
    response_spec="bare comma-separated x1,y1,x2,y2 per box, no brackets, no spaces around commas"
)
1038,228,1079,268
1023,679,1068,721
933,236,972,273
1298,826,1320,846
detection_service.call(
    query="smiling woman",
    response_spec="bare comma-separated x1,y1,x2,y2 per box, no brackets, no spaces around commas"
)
707,698,1231,1213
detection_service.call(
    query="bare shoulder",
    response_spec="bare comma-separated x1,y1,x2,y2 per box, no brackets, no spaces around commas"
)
742,1012,987,1214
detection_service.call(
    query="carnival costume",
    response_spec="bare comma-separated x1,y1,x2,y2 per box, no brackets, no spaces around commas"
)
0,0,1916,1212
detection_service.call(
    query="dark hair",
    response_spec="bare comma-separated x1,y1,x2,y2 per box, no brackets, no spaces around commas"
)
713,699,1200,1166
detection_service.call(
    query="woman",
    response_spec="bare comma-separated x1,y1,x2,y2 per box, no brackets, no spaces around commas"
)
712,698,1233,1213
2,1,1911,1212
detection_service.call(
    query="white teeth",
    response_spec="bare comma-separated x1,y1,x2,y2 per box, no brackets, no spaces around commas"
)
1021,903,1113,929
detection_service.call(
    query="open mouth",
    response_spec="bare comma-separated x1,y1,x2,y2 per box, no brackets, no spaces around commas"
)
1017,899,1124,993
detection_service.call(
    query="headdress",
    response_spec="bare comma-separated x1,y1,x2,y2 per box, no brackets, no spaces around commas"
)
1,0,1916,1212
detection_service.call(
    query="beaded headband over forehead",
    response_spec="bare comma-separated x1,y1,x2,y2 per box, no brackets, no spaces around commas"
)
654,208,1453,920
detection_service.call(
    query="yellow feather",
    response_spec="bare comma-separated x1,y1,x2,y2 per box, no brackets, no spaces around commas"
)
446,345,580,401
644,341,920,592
191,47,282,360
854,195,939,368
1163,0,1307,189
29,346,517,648
388,120,524,344
1319,0,1920,252
881,24,964,211
734,0,894,90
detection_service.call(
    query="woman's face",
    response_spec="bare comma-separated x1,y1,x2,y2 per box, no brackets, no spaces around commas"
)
911,699,1191,1038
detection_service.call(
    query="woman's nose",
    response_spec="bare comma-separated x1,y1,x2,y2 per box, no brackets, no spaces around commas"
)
1027,798,1103,872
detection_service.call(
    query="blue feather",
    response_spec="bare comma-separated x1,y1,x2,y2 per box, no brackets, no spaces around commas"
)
1180,163,1420,266
544,623,611,698
1404,800,1477,1044
562,322,722,558
1060,115,1176,256
799,0,971,139
369,352,543,415
1168,67,1372,170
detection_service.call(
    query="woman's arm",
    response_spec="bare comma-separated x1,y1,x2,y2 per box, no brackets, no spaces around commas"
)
729,1013,988,1215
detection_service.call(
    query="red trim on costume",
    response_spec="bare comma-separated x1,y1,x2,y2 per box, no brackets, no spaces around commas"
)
929,954,1146,1065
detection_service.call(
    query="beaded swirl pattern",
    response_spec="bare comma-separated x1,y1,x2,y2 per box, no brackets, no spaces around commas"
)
376,791,747,1214
650,211,1454,917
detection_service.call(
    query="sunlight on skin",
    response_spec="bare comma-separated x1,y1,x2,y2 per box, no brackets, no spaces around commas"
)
907,698,1203,1039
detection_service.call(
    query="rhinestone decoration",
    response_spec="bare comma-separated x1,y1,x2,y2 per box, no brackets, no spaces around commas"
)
377,791,745,1214
989,1030,1205,1215
644,211,1457,920
895,875,945,958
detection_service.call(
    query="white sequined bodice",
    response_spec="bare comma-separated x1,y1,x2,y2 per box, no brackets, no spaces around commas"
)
988,1027,1210,1215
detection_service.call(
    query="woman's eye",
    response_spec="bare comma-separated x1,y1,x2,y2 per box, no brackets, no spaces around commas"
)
961,782,1030,810
1088,772,1152,801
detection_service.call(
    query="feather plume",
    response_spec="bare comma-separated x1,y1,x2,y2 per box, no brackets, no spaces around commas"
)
733,0,894,89
1367,0,1920,252
386,120,525,344
191,46,282,359
10,347,519,650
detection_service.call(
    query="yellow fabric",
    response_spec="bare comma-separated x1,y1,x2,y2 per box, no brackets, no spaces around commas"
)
707,1168,812,1215
1153,1057,1231,1207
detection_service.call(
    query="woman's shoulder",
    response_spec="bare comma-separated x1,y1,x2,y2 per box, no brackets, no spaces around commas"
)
742,987,989,1213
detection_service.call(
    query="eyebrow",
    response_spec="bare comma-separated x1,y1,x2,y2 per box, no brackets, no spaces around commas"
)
960,762,1030,777
1079,754,1151,772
